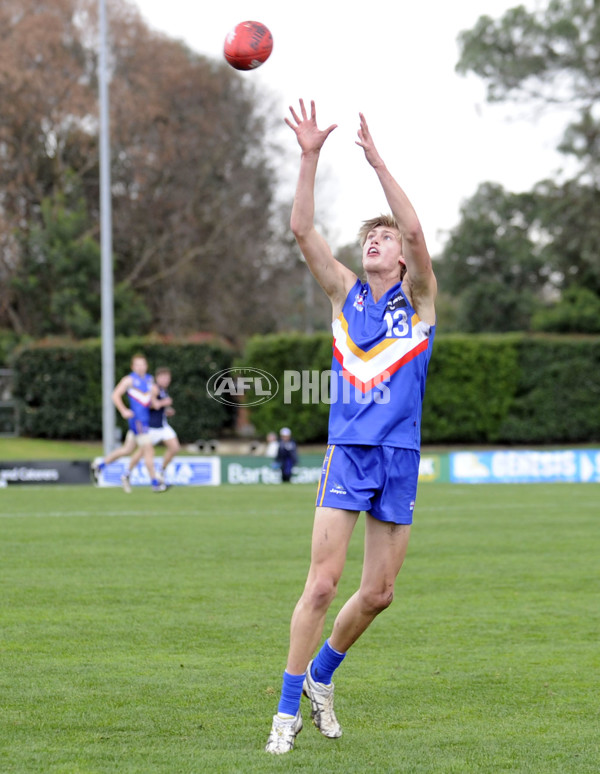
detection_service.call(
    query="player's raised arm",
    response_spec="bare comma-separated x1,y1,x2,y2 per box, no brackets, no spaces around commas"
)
285,100,357,314
356,113,437,320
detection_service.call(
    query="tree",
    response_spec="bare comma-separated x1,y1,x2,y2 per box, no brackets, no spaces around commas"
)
436,0,600,332
0,0,96,335
0,0,306,344
13,183,103,339
531,285,600,332
10,174,151,339
436,182,551,331
457,1,600,111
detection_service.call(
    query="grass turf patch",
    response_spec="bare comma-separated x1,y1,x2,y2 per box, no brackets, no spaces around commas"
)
0,438,104,460
0,483,598,772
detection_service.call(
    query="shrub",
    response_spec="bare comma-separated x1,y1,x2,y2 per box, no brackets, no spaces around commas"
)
12,336,235,441
243,332,600,445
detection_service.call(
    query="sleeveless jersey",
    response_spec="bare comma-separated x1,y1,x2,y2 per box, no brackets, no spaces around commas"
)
127,372,153,431
149,387,169,429
328,278,435,450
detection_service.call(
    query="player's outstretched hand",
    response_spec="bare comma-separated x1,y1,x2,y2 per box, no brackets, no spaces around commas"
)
285,99,337,155
356,112,384,169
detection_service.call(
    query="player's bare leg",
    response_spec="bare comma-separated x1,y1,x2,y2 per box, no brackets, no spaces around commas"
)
103,434,136,465
121,444,143,493
162,437,180,470
128,446,144,471
157,437,180,483
142,443,166,492
286,507,359,675
266,507,357,753
91,433,137,484
302,515,410,738
329,516,411,653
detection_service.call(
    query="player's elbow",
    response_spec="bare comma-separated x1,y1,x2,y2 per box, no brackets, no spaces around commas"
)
290,204,317,238
290,217,311,241
402,222,425,247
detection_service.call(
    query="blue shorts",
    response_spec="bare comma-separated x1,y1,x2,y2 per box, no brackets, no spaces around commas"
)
315,444,420,525
128,417,149,436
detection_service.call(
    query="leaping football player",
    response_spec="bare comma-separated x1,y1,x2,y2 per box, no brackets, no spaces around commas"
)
265,100,437,754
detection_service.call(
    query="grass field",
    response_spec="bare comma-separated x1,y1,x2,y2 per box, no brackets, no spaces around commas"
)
1,482,598,773
0,438,104,460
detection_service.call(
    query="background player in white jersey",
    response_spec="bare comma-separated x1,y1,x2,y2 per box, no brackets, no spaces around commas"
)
122,367,180,491
265,100,437,754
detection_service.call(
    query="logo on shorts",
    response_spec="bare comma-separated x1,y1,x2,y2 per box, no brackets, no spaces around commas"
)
409,500,415,511
329,483,347,495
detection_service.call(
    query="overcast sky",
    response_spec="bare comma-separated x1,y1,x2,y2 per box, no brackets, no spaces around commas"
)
131,0,568,253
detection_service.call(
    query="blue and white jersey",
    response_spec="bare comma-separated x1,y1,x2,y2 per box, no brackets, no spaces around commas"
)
127,372,153,434
328,278,435,450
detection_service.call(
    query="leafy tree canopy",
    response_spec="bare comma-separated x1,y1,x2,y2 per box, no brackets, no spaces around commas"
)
0,0,316,347
436,0,600,333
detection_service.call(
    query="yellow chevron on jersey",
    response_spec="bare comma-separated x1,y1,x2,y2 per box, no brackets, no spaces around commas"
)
327,279,435,450
335,311,421,361
332,311,431,393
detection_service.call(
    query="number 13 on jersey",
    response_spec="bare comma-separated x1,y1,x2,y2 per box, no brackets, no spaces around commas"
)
384,310,410,338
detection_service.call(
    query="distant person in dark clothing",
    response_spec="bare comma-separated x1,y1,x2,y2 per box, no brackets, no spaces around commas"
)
276,427,298,483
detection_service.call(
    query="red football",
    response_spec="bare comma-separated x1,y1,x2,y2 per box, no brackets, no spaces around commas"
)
224,21,273,71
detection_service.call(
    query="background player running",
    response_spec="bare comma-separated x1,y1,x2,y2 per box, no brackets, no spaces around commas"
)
122,366,180,491
91,354,167,493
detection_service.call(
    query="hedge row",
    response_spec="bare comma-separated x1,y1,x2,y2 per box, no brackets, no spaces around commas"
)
12,337,234,442
10,333,600,444
239,333,333,444
243,332,600,445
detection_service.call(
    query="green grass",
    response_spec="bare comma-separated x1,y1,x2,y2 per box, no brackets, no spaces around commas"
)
1,483,598,773
1,437,597,462
0,437,206,461
0,437,104,460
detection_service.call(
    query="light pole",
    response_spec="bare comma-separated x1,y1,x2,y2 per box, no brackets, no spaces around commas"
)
98,0,115,455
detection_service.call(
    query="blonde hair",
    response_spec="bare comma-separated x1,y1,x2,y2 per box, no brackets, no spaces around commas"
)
358,214,401,246
358,214,407,281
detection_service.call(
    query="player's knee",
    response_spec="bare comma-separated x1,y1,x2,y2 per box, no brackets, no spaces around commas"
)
305,574,338,611
360,587,394,616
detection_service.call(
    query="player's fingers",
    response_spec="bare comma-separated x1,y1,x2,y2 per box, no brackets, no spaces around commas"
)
288,105,301,124
358,113,371,136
